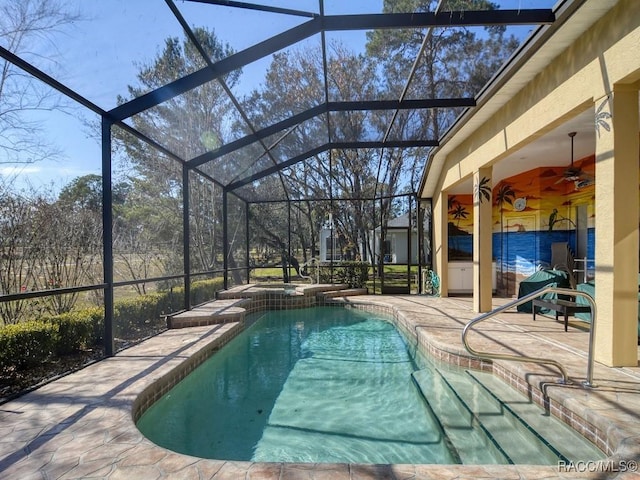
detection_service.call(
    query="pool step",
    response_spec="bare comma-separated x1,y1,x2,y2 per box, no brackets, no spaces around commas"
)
412,367,577,465
461,370,601,462
168,298,249,328
317,288,369,300
411,369,508,464
436,368,564,464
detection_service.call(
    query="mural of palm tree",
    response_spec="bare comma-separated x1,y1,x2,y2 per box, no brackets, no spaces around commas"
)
451,204,469,227
595,95,612,137
450,203,469,254
474,176,492,204
495,182,516,290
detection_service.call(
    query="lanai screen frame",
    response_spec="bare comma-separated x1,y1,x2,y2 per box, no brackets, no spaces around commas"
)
0,1,556,356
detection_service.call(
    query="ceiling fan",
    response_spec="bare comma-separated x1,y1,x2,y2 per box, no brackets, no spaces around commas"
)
555,131,594,188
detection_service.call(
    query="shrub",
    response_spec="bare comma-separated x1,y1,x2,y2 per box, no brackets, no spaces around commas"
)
84,307,105,345
156,278,225,311
0,278,226,373
43,312,95,355
114,293,166,340
0,321,57,370
190,278,224,305
318,261,370,288
111,279,223,342
155,288,183,316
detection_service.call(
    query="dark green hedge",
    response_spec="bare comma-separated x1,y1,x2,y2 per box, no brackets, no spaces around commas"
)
112,277,224,341
190,278,223,306
114,293,166,340
0,321,57,370
0,311,99,370
44,311,95,355
0,278,224,371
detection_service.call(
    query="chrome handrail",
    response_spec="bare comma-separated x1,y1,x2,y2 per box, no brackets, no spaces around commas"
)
462,285,597,387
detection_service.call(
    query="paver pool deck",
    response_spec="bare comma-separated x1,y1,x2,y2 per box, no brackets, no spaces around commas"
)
2,292,640,479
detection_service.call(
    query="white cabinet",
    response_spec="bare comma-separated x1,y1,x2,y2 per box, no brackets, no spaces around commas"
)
448,262,473,293
448,261,496,294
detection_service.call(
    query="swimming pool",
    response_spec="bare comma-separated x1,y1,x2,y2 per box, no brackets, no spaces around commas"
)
136,306,604,464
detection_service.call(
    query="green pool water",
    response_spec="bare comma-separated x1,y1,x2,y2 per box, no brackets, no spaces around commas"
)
136,306,604,464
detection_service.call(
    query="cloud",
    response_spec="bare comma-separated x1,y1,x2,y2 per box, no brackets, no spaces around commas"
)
0,165,42,176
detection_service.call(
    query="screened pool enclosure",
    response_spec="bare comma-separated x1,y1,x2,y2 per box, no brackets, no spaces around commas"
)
0,1,558,355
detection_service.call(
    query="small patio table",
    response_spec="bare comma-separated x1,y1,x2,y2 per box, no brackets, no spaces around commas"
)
532,298,591,332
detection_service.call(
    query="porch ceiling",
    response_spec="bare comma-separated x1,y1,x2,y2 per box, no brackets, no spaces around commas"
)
447,110,596,194
420,0,622,198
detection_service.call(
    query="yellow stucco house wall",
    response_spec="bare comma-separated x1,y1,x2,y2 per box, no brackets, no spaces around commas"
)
420,0,640,367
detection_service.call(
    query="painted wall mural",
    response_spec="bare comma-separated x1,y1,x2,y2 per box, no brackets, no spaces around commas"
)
448,155,595,294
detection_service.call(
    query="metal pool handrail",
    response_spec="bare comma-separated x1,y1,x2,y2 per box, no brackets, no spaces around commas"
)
461,285,597,387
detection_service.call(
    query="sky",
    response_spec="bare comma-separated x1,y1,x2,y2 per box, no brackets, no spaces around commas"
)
0,0,556,193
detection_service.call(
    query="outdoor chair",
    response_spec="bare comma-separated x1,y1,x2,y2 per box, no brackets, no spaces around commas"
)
550,242,577,289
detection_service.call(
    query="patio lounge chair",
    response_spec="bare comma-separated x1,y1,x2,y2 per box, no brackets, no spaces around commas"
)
516,242,577,313
550,242,577,289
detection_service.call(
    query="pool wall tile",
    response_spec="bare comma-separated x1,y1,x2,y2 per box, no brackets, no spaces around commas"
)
132,321,244,423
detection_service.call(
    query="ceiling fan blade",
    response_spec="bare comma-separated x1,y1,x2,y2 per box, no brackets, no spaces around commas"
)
564,166,582,177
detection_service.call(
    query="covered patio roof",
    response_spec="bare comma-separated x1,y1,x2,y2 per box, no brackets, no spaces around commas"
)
420,0,620,197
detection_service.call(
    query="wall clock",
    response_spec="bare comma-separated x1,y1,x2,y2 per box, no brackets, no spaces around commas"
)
514,197,526,211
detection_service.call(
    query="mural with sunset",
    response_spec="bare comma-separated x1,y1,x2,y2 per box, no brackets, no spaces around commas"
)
448,155,595,295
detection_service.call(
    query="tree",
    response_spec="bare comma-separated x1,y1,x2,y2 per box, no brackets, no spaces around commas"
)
0,181,103,323
0,191,40,324
114,28,239,284
188,175,223,272
366,0,520,191
31,195,102,314
119,27,238,164
495,181,516,286
450,203,469,228
111,173,184,292
474,176,491,204
0,0,80,166
245,43,400,264
449,202,469,254
58,173,129,214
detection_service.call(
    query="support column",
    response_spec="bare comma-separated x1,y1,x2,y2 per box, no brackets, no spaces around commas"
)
473,168,493,312
245,202,251,283
101,118,114,357
379,198,384,289
434,191,448,297
594,87,639,366
418,199,424,294
407,196,412,291
287,201,292,283
182,165,191,311
417,198,429,294
222,189,228,290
